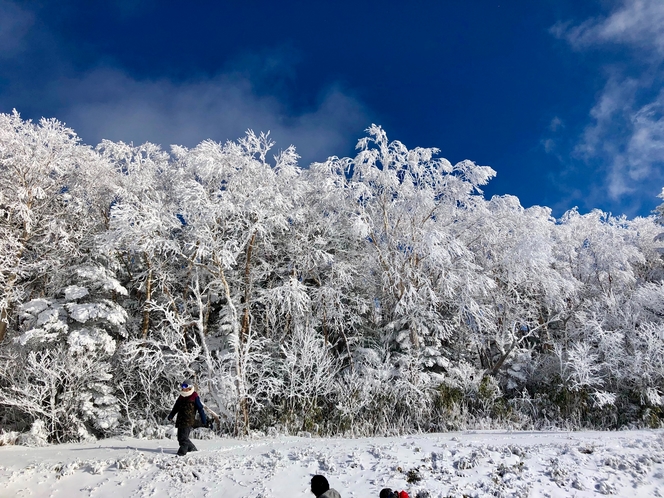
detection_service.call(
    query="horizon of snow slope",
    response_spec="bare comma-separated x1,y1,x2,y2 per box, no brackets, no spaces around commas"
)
1,430,663,497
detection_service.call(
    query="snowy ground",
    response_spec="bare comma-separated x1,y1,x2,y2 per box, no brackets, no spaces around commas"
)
1,430,664,497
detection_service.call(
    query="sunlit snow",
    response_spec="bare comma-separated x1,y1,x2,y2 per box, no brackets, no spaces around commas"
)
1,431,663,497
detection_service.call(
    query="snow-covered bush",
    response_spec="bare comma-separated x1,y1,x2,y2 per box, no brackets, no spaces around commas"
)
0,264,128,442
269,326,338,432
329,352,437,436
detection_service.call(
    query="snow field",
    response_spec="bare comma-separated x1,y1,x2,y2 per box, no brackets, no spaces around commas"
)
1,430,664,497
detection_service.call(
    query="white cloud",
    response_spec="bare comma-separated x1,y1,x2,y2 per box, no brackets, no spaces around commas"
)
578,73,664,203
627,91,664,180
549,117,564,132
0,2,369,167
553,0,664,212
542,138,555,154
0,0,33,57
575,75,640,159
57,68,369,166
541,117,564,155
553,0,664,59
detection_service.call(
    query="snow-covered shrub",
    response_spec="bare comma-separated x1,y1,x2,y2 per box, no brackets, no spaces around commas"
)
274,326,338,431
0,345,117,442
0,267,125,442
432,362,509,428
329,352,436,436
17,419,49,447
0,430,19,446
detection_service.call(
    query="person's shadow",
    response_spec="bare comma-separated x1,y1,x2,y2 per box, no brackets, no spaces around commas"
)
71,446,177,455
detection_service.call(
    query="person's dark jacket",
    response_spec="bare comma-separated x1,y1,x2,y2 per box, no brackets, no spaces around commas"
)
168,392,207,428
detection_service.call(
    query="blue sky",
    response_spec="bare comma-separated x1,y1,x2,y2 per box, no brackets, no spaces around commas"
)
1,0,663,218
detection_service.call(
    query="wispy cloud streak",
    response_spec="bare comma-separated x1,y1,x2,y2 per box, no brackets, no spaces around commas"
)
553,0,664,214
553,0,664,58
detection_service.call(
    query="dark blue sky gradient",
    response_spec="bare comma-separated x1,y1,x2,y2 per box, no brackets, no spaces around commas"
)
1,0,662,217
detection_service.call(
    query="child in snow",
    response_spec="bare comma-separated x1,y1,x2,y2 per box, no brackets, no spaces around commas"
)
380,488,409,498
167,380,207,456
310,475,341,498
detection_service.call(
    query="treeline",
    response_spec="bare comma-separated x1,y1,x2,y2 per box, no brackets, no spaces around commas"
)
1,111,664,443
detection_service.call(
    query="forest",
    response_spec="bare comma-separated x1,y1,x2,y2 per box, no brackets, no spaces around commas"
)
1,110,664,443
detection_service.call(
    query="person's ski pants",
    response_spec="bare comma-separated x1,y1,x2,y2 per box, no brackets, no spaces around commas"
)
177,426,197,456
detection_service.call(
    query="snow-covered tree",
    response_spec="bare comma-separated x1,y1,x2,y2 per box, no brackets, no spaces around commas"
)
0,111,107,343
2,111,664,438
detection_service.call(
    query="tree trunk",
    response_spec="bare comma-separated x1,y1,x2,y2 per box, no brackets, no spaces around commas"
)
0,307,9,344
237,232,256,433
141,255,153,340
0,272,20,344
1,205,32,344
240,233,256,342
322,300,328,346
215,254,248,435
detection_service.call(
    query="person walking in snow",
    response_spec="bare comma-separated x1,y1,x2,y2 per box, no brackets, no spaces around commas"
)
310,475,341,498
167,380,207,456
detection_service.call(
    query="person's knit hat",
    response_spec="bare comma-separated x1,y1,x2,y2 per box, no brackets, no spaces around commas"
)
180,379,195,397
310,475,330,496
